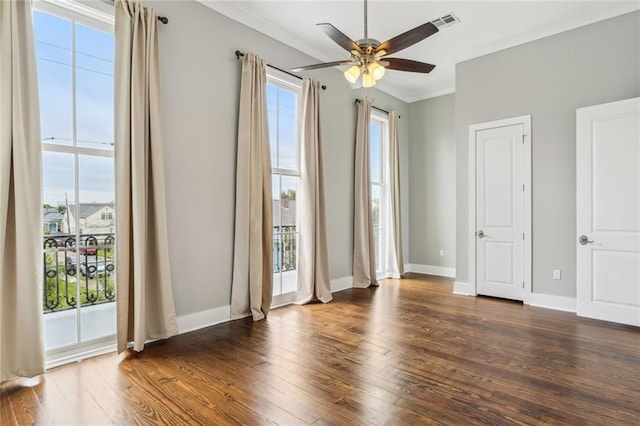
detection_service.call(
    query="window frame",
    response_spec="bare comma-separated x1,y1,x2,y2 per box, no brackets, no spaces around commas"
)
34,2,117,366
266,69,302,306
370,109,390,278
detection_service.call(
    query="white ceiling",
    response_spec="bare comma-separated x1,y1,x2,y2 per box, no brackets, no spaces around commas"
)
198,1,640,103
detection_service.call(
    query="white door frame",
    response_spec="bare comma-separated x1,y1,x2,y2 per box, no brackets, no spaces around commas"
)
467,115,532,302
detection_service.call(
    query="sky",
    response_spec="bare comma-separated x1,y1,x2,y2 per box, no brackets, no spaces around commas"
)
34,10,115,206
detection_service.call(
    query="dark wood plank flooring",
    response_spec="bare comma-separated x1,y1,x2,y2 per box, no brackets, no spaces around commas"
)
2,275,639,425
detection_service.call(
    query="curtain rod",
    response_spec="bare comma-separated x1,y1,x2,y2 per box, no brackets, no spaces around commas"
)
235,51,327,91
100,0,168,23
355,99,401,118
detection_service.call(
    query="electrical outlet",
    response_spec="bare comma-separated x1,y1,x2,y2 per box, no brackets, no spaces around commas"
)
553,269,561,280
439,249,444,257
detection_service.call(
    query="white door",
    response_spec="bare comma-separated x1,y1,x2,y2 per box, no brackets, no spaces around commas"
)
475,124,525,300
576,97,640,326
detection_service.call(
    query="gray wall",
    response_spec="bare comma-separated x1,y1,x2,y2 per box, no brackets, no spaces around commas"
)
408,94,456,268
455,11,640,297
149,0,410,317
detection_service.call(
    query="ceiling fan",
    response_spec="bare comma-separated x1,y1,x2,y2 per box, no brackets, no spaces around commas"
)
291,0,439,88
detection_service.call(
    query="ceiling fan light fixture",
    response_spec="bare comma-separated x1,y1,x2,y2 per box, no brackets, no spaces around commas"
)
344,65,362,84
362,71,376,88
368,61,386,80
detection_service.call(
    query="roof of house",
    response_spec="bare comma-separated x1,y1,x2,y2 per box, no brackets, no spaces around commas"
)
273,199,296,227
43,211,63,222
68,203,114,218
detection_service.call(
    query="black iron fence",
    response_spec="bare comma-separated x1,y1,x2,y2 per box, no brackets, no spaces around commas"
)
273,225,296,273
44,227,296,313
43,233,115,313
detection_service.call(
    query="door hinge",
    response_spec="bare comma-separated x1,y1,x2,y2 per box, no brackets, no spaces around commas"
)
523,233,525,240
522,281,525,288
522,184,525,192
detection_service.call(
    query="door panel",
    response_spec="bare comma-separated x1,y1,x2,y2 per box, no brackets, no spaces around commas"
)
592,251,640,306
592,115,640,232
485,242,514,284
476,124,524,300
577,97,640,326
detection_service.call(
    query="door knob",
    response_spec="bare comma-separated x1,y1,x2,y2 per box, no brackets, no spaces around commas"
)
578,235,593,245
476,230,485,239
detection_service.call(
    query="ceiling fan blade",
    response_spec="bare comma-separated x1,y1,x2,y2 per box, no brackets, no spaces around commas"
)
384,58,436,73
291,60,355,72
376,22,439,56
317,23,362,54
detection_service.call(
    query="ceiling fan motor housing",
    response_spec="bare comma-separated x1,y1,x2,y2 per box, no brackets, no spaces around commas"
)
356,38,381,53
353,39,383,70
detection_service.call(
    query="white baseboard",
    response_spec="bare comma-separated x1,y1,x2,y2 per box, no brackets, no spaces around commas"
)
405,263,456,278
176,277,353,336
331,276,353,292
526,293,577,313
176,305,231,334
453,281,475,295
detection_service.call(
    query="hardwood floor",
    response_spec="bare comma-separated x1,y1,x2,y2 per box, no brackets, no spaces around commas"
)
2,275,639,425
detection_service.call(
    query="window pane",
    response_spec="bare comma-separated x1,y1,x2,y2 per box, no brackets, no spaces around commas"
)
278,88,298,170
78,155,115,210
280,176,298,294
43,151,76,212
76,24,114,150
42,151,78,349
272,173,281,214
271,173,281,292
372,184,381,272
267,84,278,167
370,121,381,183
34,11,73,147
78,155,115,342
280,176,298,231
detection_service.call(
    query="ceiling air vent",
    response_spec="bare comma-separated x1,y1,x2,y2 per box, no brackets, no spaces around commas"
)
431,13,461,28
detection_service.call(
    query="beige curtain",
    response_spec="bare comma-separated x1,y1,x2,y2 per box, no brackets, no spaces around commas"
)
353,100,378,288
0,0,46,382
295,78,332,304
230,53,273,321
115,0,178,353
389,112,405,278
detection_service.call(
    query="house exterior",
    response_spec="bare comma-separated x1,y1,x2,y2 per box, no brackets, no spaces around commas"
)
61,203,115,235
43,208,63,234
273,197,296,228
273,197,296,273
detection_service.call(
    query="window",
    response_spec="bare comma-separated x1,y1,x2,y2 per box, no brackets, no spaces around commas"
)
267,71,301,304
35,3,116,360
370,111,390,277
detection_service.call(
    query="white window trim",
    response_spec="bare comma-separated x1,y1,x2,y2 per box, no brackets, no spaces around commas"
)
35,0,114,29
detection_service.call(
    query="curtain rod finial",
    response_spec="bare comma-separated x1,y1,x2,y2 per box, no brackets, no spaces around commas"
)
157,16,168,24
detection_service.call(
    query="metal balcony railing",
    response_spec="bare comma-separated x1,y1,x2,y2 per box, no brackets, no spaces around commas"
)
273,225,296,273
43,233,115,313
